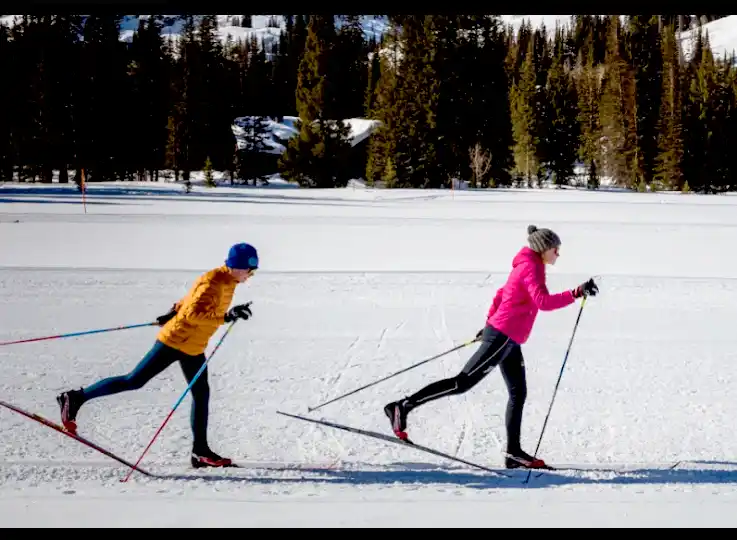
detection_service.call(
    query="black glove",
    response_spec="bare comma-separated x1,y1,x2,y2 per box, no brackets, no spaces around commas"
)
572,278,599,299
225,302,252,323
475,328,484,340
156,305,178,326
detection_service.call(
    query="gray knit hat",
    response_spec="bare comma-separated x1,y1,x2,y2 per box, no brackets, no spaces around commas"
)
527,224,561,253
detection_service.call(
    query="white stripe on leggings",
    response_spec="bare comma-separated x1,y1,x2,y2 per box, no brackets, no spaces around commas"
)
414,336,510,404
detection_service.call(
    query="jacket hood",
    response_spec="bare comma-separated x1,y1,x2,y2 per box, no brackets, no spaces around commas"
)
512,246,542,268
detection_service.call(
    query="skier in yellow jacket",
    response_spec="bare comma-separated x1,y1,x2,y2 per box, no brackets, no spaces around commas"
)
56,243,258,468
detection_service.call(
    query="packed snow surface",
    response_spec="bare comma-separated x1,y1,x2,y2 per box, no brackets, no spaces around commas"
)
2,182,737,527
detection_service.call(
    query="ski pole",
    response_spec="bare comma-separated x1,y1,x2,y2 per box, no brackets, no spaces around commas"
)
524,295,587,485
0,322,158,347
307,336,481,413
120,317,241,482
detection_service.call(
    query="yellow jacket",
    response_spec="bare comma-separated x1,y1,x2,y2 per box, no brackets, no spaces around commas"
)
157,266,239,356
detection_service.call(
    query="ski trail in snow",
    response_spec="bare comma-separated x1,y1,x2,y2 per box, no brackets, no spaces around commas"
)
377,327,388,353
330,336,361,387
306,335,364,467
435,304,473,458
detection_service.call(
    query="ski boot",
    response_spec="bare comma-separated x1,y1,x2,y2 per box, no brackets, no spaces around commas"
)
191,448,234,469
505,449,548,469
56,388,84,435
384,399,411,441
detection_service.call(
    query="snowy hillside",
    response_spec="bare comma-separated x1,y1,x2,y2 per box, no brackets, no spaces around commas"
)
232,116,381,154
4,14,737,63
499,15,581,32
0,14,390,46
501,15,737,65
680,15,737,63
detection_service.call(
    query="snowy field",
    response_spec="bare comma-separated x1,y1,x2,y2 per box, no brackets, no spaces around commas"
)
2,182,737,527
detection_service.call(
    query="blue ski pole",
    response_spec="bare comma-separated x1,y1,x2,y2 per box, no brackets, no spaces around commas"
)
0,322,157,347
121,316,241,482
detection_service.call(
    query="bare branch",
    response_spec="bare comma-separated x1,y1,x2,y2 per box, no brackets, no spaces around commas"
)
469,142,492,187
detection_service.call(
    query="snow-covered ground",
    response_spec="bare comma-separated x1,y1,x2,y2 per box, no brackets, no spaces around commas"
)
2,182,737,527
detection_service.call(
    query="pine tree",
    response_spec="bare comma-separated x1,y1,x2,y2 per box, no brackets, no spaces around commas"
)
129,15,170,180
0,24,12,180
531,25,554,181
598,15,638,188
194,15,235,171
51,16,83,184
77,15,128,182
702,54,736,192
231,34,274,185
511,36,538,185
10,16,45,182
391,16,444,188
574,51,602,188
365,28,402,186
479,16,514,187
166,16,197,181
272,15,307,116
364,45,381,116
10,16,82,184
334,15,368,119
508,19,532,86
682,29,713,192
235,117,272,186
422,14,458,187
7,10,737,194
654,23,684,190
278,15,352,187
544,32,580,186
628,15,664,186
203,155,215,186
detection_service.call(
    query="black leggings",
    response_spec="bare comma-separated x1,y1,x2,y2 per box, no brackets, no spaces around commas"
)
80,340,211,453
404,325,527,453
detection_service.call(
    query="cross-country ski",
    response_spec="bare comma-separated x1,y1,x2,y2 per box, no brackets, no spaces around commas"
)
0,399,159,478
277,410,514,477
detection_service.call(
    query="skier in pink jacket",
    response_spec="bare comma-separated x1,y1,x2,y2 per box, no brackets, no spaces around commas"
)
384,225,598,469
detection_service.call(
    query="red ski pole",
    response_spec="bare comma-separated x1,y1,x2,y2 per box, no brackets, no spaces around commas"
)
120,317,241,482
0,322,158,347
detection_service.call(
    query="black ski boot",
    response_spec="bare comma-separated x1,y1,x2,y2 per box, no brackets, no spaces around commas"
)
384,399,411,440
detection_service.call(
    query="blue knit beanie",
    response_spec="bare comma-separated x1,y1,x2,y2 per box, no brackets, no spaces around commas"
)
225,243,259,270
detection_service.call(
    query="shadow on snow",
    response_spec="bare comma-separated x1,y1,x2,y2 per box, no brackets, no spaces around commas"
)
144,460,737,490
0,185,377,208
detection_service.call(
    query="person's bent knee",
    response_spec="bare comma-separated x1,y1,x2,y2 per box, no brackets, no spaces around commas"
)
454,372,478,394
122,373,148,391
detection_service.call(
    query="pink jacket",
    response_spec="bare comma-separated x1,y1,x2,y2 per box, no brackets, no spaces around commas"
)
486,247,575,345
